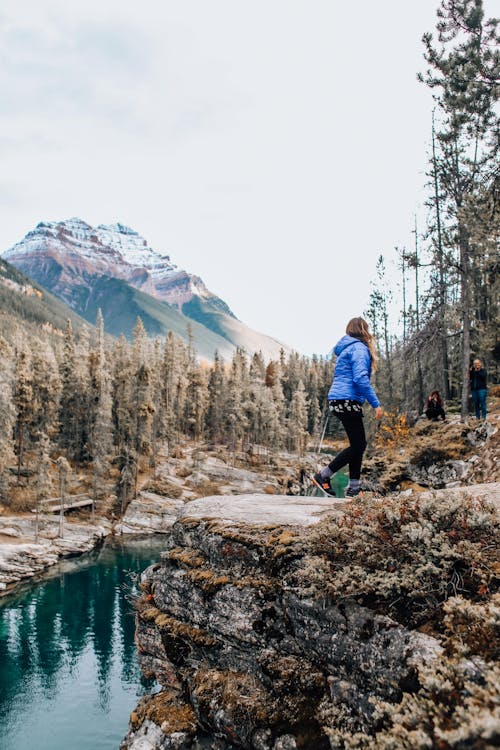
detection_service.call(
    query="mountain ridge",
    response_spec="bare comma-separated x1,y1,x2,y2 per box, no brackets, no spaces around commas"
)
0,255,93,340
3,218,289,360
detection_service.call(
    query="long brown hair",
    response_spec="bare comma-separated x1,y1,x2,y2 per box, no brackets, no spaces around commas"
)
346,317,378,372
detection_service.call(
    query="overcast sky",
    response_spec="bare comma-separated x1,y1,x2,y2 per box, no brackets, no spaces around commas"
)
1,1,495,355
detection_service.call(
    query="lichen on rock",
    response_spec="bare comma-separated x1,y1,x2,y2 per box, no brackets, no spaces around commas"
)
122,487,499,750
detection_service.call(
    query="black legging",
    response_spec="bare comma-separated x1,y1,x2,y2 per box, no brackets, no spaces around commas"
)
327,412,367,480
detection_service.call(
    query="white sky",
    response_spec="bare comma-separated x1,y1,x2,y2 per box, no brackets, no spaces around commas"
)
1,1,495,355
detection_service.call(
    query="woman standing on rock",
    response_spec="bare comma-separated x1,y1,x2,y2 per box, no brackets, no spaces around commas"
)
312,317,382,497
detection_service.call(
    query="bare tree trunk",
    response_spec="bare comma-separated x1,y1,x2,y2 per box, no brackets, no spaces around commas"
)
59,474,65,538
16,418,24,482
383,307,393,402
432,112,451,399
400,248,408,407
459,222,472,420
414,217,425,413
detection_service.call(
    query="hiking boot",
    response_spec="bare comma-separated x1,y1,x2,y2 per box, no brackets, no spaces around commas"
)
344,486,362,497
311,473,336,497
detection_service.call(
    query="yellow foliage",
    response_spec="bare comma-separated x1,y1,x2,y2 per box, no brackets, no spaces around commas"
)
375,411,410,448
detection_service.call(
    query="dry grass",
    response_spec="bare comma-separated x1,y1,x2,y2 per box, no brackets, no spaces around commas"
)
191,480,224,498
303,489,499,630
143,479,184,499
130,689,196,734
138,605,216,647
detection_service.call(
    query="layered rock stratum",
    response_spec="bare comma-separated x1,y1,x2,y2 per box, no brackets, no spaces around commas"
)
121,485,500,750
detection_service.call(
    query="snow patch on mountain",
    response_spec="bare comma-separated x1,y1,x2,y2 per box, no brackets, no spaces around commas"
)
95,223,178,280
4,218,216,307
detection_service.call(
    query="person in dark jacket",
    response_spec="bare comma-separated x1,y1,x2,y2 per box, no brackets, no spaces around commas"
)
470,358,488,419
312,317,382,498
425,390,446,421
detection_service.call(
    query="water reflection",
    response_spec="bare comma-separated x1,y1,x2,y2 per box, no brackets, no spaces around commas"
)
0,537,166,750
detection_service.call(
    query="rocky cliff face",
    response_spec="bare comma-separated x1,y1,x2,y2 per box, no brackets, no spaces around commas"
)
120,487,500,750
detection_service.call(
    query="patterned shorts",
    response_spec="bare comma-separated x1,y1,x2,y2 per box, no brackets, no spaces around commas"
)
328,399,363,415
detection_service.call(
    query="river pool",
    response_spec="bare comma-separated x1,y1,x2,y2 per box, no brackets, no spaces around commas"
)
0,536,168,750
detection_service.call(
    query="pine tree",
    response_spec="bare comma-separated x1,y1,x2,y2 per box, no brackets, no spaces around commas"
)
34,432,52,542
367,255,394,404
0,337,15,498
224,349,249,453
88,310,113,515
206,352,227,443
13,348,33,480
59,320,78,454
118,448,135,515
31,340,61,438
56,456,71,538
287,381,309,454
267,360,286,449
161,332,187,450
184,360,208,441
74,325,92,460
150,338,164,478
305,361,323,439
428,109,452,398
111,335,134,454
131,319,155,493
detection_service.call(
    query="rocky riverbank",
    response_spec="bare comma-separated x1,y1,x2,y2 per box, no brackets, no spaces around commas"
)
1,410,497,596
120,483,499,750
0,514,113,593
0,455,286,595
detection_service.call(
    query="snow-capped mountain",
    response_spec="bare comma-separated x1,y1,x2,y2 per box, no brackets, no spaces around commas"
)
7,218,233,312
3,218,288,360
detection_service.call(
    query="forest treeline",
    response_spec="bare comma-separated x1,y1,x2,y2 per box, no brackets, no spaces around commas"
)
0,312,334,509
366,0,499,416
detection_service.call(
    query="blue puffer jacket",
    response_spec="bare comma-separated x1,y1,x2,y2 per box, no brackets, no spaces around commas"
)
327,335,380,408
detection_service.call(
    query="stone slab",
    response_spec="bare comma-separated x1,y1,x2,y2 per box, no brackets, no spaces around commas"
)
179,493,346,527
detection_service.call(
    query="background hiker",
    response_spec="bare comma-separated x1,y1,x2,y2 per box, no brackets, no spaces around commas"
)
425,390,446,421
312,317,382,498
470,358,488,420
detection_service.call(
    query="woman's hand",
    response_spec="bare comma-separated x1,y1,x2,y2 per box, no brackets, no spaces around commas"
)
374,406,383,420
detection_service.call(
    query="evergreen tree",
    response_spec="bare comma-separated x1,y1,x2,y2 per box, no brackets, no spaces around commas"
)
0,337,15,498
224,349,249,452
13,348,33,479
305,360,323,438
74,325,92,460
287,381,309,454
88,310,113,514
206,352,227,443
161,332,182,450
184,360,208,440
117,447,135,515
268,360,286,448
111,335,134,455
131,319,155,493
59,320,79,455
367,255,394,404
56,456,71,538
34,432,52,542
150,338,164,478
31,340,61,438
420,0,500,417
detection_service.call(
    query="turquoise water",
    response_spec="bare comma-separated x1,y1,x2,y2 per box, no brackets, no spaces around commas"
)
0,536,167,750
